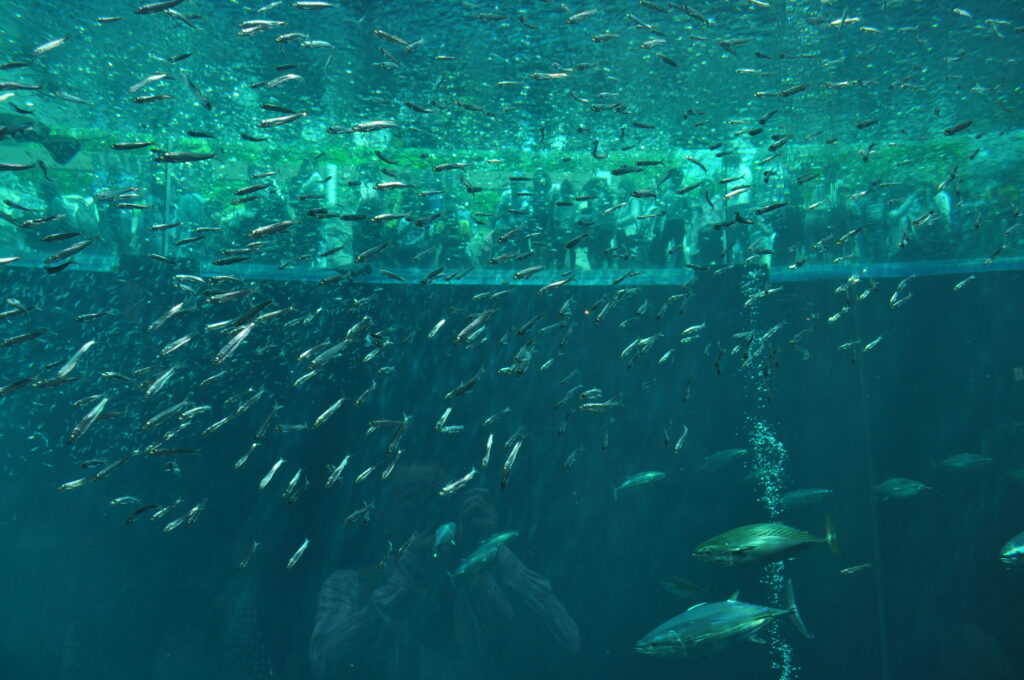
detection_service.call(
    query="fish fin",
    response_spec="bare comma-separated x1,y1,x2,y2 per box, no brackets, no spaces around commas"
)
727,589,740,602
784,580,813,639
612,487,618,501
749,634,767,644
824,514,844,557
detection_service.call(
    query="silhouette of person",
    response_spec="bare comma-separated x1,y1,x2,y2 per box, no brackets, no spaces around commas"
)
310,463,580,679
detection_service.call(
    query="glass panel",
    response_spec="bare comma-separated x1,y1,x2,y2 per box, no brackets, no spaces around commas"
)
1,1,1021,679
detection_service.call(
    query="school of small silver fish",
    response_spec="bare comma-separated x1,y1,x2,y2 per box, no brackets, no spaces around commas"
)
0,0,1022,670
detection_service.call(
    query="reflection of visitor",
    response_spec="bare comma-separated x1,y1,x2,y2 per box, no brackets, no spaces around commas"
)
579,175,613,269
287,161,327,258
58,193,101,252
174,191,207,230
689,180,726,264
528,171,559,267
309,464,580,680
887,189,925,253
552,179,578,269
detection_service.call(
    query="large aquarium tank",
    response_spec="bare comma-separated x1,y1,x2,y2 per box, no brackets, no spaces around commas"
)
1,1,1022,678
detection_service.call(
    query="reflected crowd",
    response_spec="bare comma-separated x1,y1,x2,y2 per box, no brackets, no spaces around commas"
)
0,147,1012,277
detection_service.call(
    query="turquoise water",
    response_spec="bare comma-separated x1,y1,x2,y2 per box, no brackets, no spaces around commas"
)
1,1,1022,679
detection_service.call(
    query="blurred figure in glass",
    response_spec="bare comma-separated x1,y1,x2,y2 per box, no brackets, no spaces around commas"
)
310,463,580,680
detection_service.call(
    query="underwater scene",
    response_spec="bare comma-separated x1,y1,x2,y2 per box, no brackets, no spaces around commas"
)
1,0,1023,678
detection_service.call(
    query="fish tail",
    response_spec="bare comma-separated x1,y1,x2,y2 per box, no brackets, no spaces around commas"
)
784,580,813,639
825,514,844,557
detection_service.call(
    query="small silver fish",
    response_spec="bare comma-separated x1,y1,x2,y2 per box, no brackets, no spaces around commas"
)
482,432,493,468
325,455,350,488
32,35,70,56
238,539,261,570
439,467,477,496
259,458,285,490
286,537,310,569
781,488,834,507
839,563,873,575
312,396,345,428
613,471,666,499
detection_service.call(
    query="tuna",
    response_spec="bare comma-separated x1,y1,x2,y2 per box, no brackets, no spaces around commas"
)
636,581,811,658
694,517,841,567
1000,531,1024,566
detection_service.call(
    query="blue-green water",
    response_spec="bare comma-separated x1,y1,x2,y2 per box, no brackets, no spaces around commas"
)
1,1,1023,679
